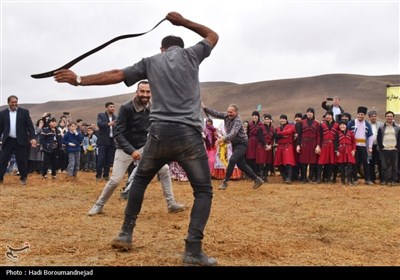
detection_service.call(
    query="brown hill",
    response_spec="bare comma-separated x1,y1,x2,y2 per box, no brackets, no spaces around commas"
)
2,74,399,124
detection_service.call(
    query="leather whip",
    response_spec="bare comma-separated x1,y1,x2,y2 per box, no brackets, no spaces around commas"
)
31,18,166,79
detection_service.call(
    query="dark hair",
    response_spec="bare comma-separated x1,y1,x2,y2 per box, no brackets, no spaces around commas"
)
7,95,18,103
76,119,83,123
105,102,114,108
341,112,352,120
263,114,272,119
385,111,395,117
306,107,315,114
251,111,260,119
161,35,184,49
137,80,149,89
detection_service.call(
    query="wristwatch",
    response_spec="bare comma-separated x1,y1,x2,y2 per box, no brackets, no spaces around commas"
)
76,76,82,85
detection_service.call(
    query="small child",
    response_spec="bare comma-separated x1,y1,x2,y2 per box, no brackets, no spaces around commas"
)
83,126,97,172
334,120,356,185
40,118,62,179
62,122,83,177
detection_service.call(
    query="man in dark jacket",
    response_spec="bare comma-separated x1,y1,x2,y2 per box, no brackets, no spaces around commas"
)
322,96,345,122
0,95,37,185
95,102,116,181
88,81,185,216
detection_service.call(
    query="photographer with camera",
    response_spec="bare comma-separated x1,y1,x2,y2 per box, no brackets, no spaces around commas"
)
322,96,344,122
42,112,52,128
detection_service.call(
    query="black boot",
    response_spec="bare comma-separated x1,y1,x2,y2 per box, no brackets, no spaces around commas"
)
285,165,293,184
112,218,136,251
259,165,265,181
182,240,217,266
315,165,322,184
347,166,354,186
340,165,346,184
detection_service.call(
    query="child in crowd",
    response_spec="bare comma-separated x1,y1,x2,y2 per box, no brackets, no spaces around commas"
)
335,120,356,185
40,118,62,179
83,126,97,172
62,122,83,177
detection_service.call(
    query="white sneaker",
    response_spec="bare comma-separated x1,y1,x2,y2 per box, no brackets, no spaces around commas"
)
88,204,103,216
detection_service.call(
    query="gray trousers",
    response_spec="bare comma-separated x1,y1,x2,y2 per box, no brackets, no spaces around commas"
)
95,148,176,207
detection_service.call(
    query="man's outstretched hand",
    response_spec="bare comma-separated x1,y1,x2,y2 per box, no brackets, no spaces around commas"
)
54,69,78,86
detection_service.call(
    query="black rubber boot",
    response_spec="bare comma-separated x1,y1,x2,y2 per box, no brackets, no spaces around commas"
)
347,166,355,186
316,165,322,184
182,240,217,266
285,165,293,184
112,218,136,251
301,164,308,183
340,165,346,184
259,165,265,181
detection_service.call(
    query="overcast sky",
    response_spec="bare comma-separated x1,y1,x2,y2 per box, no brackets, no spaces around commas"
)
1,0,399,105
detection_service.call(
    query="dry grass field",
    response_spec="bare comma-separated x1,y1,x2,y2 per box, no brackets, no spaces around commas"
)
0,171,399,267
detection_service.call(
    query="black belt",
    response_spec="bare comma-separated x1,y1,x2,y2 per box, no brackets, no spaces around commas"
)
31,18,166,79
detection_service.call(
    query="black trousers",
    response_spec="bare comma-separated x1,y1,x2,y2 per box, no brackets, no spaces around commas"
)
0,138,29,180
125,122,213,241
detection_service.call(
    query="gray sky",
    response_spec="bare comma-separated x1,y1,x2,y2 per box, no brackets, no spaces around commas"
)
1,0,399,105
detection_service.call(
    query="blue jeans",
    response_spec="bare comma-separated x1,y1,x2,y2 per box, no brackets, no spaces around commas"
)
125,122,213,241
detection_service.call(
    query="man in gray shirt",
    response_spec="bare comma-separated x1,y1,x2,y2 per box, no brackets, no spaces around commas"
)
54,12,218,266
203,103,264,190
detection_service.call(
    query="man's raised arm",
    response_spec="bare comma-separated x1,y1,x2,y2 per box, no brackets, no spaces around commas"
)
166,12,219,48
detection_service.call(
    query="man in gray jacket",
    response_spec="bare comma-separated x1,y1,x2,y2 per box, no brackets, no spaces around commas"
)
377,111,400,186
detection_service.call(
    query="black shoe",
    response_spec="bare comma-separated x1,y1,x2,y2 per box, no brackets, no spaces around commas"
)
218,181,228,190
20,178,27,186
253,177,264,189
120,191,128,200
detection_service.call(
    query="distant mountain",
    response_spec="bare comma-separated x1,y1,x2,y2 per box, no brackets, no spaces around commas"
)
2,74,399,124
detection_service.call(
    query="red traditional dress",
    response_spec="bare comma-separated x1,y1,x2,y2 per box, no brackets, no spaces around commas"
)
318,121,339,164
298,119,320,164
274,123,296,166
335,129,356,164
256,124,275,164
246,121,262,160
